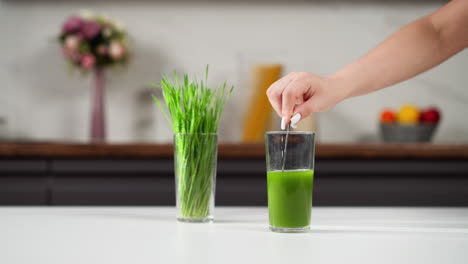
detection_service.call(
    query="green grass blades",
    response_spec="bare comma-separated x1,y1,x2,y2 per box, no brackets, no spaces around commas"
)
150,66,233,219
174,133,217,218
150,66,233,135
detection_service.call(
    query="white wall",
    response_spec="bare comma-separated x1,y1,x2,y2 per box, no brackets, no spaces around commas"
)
1,1,467,143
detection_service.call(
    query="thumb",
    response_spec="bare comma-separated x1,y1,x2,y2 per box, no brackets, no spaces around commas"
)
293,97,319,121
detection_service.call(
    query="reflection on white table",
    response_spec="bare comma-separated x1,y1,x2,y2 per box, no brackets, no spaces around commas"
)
2,207,468,264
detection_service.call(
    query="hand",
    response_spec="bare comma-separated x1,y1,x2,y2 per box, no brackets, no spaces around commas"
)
266,72,346,129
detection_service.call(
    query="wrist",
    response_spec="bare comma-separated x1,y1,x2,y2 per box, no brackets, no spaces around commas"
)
325,72,355,102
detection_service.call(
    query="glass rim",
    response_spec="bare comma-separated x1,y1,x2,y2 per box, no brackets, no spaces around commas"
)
265,131,315,135
174,133,217,135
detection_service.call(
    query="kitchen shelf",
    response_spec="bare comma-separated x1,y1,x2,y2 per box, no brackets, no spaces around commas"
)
1,142,467,159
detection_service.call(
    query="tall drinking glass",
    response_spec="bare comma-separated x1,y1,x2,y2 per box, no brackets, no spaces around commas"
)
174,133,217,222
265,132,315,232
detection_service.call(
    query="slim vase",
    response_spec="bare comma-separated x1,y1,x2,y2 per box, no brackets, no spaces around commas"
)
90,68,106,142
174,133,217,222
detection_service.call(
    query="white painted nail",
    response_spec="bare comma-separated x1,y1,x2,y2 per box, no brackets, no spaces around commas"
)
290,113,301,127
281,117,286,130
291,123,298,129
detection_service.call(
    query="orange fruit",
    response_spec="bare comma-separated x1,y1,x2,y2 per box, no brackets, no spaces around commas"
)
398,104,420,124
380,109,396,123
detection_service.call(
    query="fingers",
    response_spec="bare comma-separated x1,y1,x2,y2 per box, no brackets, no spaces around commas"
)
267,72,328,129
290,113,301,128
266,82,282,117
291,75,331,121
295,97,304,105
293,87,335,118
293,98,317,119
266,75,294,117
281,78,310,124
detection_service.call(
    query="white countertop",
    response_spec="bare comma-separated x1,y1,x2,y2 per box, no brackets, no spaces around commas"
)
2,207,468,264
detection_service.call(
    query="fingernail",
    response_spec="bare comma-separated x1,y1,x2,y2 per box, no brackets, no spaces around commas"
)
290,113,301,127
281,117,286,130
291,123,298,129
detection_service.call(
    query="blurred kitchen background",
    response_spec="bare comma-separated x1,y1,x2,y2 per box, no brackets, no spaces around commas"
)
1,0,467,207
1,0,467,143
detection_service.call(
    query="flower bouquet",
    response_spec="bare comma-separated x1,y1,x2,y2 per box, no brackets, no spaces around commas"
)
58,11,130,141
59,11,129,71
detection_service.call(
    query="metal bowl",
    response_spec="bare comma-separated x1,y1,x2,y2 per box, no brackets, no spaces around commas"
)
380,123,438,142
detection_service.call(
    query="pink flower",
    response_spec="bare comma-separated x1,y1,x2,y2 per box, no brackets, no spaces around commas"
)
71,52,81,62
81,21,101,40
81,53,96,69
64,35,80,52
109,41,125,60
62,48,81,62
63,16,84,33
97,45,107,56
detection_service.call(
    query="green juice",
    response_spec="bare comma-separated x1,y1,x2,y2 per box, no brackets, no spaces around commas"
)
267,169,314,228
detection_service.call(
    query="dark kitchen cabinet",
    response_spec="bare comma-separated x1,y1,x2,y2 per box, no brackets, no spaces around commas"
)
1,143,468,206
0,160,49,205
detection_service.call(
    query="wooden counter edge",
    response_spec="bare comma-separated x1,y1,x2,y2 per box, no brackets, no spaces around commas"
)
1,142,468,159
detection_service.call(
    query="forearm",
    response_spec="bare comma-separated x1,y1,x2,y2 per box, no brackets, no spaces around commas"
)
330,0,468,99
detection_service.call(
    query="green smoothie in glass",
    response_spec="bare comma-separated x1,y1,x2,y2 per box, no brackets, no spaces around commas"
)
265,131,315,233
267,169,314,228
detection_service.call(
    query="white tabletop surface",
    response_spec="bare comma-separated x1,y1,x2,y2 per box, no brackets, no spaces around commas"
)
2,207,468,264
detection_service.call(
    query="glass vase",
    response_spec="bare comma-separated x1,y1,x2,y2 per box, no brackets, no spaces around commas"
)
90,68,106,142
174,133,217,222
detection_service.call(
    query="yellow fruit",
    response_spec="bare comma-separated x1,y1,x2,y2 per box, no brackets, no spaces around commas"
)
398,104,420,124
